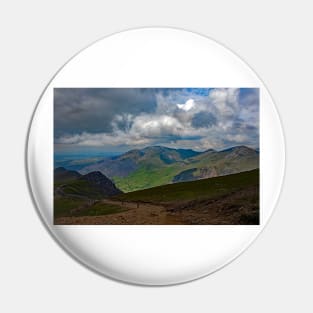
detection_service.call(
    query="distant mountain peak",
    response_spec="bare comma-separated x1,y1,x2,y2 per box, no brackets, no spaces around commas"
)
81,171,103,178
221,146,258,159
80,171,114,183
77,144,259,191
142,145,196,152
203,148,216,153
119,149,144,159
221,145,255,152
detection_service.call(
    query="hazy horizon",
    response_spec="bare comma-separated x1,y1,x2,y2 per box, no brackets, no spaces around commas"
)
54,144,259,160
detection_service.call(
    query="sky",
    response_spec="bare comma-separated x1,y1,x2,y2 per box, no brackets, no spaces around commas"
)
54,88,259,154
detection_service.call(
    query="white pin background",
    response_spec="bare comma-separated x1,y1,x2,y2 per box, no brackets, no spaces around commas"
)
27,28,285,285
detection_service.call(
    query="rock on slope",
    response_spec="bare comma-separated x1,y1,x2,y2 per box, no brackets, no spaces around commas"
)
54,168,123,198
78,171,123,197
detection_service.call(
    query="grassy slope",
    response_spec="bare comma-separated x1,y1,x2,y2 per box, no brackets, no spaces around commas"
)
60,179,105,199
54,176,124,218
113,152,258,192
113,164,184,192
54,198,125,218
113,169,259,203
54,197,84,217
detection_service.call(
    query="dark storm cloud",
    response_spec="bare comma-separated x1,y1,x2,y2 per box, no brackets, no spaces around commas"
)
54,88,259,152
191,111,217,128
54,88,157,137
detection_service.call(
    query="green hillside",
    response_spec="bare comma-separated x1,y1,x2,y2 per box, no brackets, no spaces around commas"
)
54,169,123,219
60,179,108,199
111,146,259,192
59,145,259,192
113,164,183,192
54,197,125,218
113,169,259,203
54,169,259,224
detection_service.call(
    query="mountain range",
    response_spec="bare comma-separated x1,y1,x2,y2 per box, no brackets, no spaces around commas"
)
54,146,259,224
75,145,259,192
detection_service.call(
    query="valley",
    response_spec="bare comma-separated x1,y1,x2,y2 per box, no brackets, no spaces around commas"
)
66,145,259,192
54,166,259,225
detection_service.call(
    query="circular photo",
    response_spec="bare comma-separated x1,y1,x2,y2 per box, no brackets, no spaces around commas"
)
27,28,285,285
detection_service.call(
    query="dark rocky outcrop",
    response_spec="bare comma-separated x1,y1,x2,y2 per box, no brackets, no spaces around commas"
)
79,171,122,197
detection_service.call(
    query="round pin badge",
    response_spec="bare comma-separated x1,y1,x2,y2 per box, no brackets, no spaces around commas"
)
27,28,285,285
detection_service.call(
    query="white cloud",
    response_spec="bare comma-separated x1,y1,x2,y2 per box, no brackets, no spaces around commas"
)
177,99,195,111
208,88,240,118
225,134,249,143
55,88,259,150
131,115,184,137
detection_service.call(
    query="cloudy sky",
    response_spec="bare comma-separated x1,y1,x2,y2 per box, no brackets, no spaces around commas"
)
54,88,259,154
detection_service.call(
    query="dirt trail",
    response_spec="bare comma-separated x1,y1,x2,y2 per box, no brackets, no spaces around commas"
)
54,186,259,225
55,199,182,225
